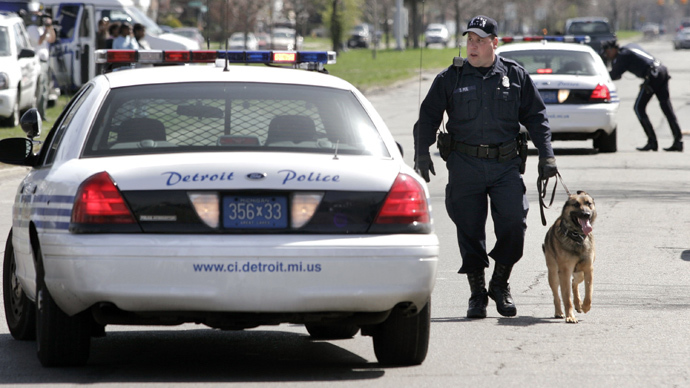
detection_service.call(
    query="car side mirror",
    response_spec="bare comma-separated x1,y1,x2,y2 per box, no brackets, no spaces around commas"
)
0,138,35,166
18,47,36,59
20,108,42,139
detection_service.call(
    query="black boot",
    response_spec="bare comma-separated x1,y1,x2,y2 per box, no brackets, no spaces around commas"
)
466,271,488,319
636,142,658,151
488,263,517,317
663,140,683,152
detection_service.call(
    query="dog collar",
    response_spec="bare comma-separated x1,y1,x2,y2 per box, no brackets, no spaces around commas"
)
559,221,586,243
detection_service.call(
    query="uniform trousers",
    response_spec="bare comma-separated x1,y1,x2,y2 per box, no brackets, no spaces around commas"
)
635,66,683,144
444,151,528,274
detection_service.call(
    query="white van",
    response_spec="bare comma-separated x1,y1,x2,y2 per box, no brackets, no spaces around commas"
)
42,0,200,92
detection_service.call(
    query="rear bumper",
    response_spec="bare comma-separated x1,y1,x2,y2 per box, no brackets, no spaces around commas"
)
38,233,439,317
545,102,618,135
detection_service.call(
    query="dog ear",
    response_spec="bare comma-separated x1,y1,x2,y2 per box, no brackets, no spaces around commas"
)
577,190,586,195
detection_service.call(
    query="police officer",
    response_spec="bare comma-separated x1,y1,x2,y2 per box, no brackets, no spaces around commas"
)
413,15,557,319
602,39,683,152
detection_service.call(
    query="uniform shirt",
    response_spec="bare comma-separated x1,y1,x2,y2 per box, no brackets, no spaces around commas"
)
609,44,658,80
27,24,49,61
414,56,554,159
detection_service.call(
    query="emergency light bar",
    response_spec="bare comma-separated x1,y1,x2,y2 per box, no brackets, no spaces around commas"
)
500,35,591,44
94,49,337,66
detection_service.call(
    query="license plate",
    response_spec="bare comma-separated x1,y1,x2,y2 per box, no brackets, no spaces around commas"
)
223,195,288,229
540,90,557,104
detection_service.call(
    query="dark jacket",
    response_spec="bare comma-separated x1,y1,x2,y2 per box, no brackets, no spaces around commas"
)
609,44,661,80
414,55,554,159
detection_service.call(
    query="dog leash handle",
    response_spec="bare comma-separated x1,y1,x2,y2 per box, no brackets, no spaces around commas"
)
538,172,568,226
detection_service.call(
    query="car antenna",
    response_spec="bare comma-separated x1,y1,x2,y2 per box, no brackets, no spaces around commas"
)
223,33,230,72
333,140,340,160
417,0,425,108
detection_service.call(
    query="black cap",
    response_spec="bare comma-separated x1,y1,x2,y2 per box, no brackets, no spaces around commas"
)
463,15,498,38
601,39,619,50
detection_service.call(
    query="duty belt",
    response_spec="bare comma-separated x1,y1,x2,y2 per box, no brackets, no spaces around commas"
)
454,140,517,160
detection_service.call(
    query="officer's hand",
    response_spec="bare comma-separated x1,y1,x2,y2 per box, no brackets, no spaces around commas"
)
538,157,558,179
414,154,436,183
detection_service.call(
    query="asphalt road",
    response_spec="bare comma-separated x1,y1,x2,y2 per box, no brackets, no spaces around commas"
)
0,38,689,387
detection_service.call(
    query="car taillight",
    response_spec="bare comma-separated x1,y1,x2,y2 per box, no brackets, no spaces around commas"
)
374,174,430,225
589,84,610,102
72,172,136,224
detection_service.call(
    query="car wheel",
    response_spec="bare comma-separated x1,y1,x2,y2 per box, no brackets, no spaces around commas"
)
372,300,430,366
3,230,36,341
305,323,359,339
35,241,91,367
0,92,20,127
594,127,617,153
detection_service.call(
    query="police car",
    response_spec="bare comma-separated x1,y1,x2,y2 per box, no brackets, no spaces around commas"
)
496,36,620,152
0,49,439,367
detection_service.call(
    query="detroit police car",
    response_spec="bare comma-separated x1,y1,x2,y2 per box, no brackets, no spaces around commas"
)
497,36,620,152
0,49,439,367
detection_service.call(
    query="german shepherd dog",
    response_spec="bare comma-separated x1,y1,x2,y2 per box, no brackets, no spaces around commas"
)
542,191,596,323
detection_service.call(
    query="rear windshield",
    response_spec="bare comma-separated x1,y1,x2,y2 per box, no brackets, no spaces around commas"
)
499,50,598,76
567,21,612,35
82,82,389,158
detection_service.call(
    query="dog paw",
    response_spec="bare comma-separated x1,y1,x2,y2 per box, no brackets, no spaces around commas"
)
554,312,565,319
565,316,578,324
575,306,582,313
582,302,591,313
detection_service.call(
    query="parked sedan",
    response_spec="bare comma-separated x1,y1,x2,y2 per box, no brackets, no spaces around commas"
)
227,32,258,50
425,23,450,47
673,29,690,50
497,37,620,152
270,28,303,50
1,48,438,367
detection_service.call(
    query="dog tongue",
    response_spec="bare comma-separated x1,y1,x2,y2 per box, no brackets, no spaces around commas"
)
579,217,593,235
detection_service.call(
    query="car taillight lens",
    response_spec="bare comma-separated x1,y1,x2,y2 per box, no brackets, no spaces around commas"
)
72,172,136,224
374,174,430,225
589,84,610,102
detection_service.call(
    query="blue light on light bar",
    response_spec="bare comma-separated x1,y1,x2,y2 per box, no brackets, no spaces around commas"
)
245,51,272,63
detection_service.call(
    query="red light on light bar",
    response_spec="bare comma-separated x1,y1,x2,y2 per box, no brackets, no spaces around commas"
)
191,51,217,62
537,68,553,74
165,51,191,62
273,52,297,63
501,37,515,43
107,50,137,62
523,36,544,41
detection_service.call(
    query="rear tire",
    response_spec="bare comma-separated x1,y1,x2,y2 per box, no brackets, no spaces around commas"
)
3,230,36,340
35,242,91,367
594,127,617,153
305,323,359,339
372,300,430,366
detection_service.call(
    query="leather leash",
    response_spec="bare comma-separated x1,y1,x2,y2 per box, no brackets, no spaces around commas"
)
538,172,571,226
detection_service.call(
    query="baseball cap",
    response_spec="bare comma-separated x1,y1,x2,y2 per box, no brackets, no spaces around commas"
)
601,39,619,50
463,15,498,38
